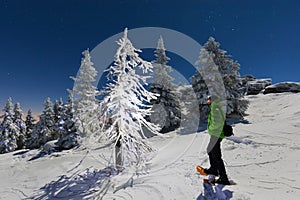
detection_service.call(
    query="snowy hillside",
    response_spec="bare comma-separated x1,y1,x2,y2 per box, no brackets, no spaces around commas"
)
1,92,300,200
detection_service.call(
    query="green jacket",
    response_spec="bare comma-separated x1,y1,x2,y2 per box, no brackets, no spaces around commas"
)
207,100,225,139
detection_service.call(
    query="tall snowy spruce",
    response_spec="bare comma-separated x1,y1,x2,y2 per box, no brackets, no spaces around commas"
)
25,109,36,147
53,98,66,140
56,93,79,150
191,37,249,118
101,28,160,172
53,98,64,123
0,97,19,153
190,48,216,122
30,97,55,148
149,36,181,132
70,49,100,136
13,103,27,149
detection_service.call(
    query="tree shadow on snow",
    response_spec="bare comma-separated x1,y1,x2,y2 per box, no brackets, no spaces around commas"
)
28,150,56,161
28,167,118,200
196,183,233,200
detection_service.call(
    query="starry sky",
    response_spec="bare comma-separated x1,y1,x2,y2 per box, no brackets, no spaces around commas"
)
0,0,299,113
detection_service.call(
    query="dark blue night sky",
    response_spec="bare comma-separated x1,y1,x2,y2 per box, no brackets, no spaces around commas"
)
0,0,299,113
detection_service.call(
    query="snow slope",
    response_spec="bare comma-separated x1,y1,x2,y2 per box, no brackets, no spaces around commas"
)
1,92,300,200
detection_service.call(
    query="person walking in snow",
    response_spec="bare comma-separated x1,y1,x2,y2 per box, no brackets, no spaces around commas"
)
197,95,230,185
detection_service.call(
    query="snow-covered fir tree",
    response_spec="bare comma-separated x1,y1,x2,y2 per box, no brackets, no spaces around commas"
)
190,48,216,122
191,37,248,118
53,98,66,140
153,36,173,89
175,83,201,133
101,28,160,171
148,36,181,132
25,109,36,147
56,93,78,150
3,97,14,116
0,114,19,153
0,97,19,153
53,98,64,122
30,97,56,148
13,103,27,149
42,97,56,139
70,49,100,136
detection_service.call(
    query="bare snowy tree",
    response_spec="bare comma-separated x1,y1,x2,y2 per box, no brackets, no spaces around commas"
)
100,28,161,172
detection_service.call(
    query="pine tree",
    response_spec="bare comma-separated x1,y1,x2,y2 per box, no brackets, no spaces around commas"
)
176,83,201,133
192,37,248,118
42,98,55,135
101,28,160,171
30,97,56,148
64,93,74,120
25,109,36,147
149,36,181,132
203,37,248,115
56,93,78,150
53,98,64,122
13,103,27,149
53,98,66,139
0,114,19,153
191,47,217,122
153,35,173,89
3,97,14,116
70,49,100,136
0,97,19,153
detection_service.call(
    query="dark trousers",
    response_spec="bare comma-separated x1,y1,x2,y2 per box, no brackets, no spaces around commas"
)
206,136,227,178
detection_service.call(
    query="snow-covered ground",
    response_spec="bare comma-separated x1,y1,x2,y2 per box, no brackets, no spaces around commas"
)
1,92,300,200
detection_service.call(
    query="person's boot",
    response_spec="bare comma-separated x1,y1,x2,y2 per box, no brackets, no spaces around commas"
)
196,165,208,176
216,176,231,185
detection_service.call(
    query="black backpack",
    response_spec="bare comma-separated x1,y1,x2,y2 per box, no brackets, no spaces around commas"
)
223,122,234,137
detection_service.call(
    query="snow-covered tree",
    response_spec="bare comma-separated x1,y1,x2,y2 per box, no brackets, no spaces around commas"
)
190,47,217,122
25,109,36,147
175,83,201,133
0,98,19,153
53,98,67,140
100,28,161,171
204,37,248,115
70,49,100,136
56,93,79,150
0,114,19,153
191,37,248,118
29,97,56,148
153,36,173,89
149,36,181,132
53,98,64,122
64,93,74,120
42,98,56,139
13,103,27,149
3,97,14,116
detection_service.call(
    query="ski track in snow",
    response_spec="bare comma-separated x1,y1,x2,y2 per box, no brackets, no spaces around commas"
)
1,93,300,199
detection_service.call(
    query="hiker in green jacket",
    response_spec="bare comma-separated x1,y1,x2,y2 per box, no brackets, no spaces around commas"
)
204,95,230,185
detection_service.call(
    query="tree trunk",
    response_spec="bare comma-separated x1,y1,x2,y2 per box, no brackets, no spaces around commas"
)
115,136,123,171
